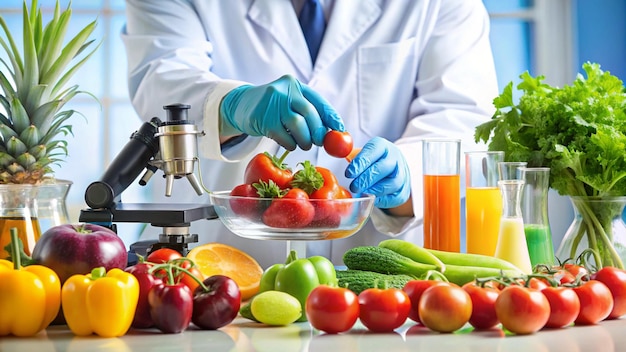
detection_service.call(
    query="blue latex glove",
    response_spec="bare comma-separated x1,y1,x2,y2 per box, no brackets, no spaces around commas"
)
220,74,344,151
345,137,411,209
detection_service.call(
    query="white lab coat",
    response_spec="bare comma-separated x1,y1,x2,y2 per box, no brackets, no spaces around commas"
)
121,0,498,268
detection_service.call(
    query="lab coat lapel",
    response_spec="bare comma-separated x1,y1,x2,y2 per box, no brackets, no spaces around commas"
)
314,0,382,73
248,0,312,76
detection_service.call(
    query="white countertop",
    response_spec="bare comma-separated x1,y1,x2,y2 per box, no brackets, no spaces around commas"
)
1,316,622,352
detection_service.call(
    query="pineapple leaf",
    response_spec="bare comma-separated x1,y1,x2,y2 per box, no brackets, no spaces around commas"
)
0,94,10,114
6,136,27,156
49,41,100,99
24,84,48,116
19,125,40,148
20,1,40,104
0,71,16,101
40,19,96,87
32,99,64,136
9,97,30,134
0,113,10,128
33,9,43,55
0,123,18,141
0,15,24,76
39,2,70,78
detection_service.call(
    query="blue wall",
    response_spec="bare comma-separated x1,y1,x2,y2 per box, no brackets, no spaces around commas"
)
575,0,626,80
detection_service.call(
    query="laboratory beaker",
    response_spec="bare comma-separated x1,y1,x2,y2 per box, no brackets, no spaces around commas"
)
465,151,504,256
423,138,461,252
520,168,554,267
494,179,532,274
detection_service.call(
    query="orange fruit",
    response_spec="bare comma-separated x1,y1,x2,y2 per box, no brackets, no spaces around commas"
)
186,243,263,301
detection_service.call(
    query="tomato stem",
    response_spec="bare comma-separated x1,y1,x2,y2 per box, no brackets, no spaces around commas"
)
277,149,290,165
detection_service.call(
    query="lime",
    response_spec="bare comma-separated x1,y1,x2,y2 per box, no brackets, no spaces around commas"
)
250,291,302,326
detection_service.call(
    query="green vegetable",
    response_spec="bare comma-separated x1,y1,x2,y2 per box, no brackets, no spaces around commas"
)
239,300,259,322
343,246,435,277
336,269,415,295
258,250,336,322
343,246,523,286
424,247,522,272
378,239,446,272
474,62,626,268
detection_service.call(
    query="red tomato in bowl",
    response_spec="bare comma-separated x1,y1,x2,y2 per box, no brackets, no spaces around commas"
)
306,285,359,334
323,131,353,158
244,152,293,189
262,188,315,228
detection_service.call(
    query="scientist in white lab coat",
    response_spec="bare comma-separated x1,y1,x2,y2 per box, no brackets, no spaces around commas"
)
121,0,499,268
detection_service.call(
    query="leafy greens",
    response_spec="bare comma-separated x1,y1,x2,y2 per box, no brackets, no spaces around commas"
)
475,62,626,198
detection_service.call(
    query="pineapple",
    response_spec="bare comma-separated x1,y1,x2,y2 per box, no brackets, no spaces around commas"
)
0,0,99,184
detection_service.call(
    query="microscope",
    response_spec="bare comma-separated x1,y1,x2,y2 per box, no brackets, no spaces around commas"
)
79,104,217,259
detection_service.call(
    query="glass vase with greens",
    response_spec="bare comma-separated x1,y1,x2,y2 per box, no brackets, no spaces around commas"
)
475,62,626,269
0,0,99,257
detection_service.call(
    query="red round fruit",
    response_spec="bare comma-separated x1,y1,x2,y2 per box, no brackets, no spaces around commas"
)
306,285,359,334
418,283,472,333
495,285,550,334
323,131,354,158
31,223,127,283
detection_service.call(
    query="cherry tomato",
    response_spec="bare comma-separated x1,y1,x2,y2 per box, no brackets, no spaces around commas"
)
323,130,354,158
554,269,576,285
495,285,550,334
262,188,315,228
526,277,550,291
306,285,359,334
244,152,293,189
418,283,472,333
564,263,589,280
591,266,626,319
358,287,411,332
229,183,264,219
541,286,580,328
179,266,205,294
573,279,614,325
147,248,183,264
402,279,448,324
462,281,500,330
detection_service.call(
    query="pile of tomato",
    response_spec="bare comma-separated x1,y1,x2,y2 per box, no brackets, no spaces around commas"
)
229,131,356,229
305,262,626,335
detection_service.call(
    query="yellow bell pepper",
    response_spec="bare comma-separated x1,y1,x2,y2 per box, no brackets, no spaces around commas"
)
62,266,139,337
0,229,61,337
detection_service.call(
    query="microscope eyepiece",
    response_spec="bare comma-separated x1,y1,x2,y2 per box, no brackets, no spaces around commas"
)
163,103,192,123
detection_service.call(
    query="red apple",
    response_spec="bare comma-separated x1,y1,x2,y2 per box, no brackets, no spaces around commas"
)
192,275,241,330
31,223,128,283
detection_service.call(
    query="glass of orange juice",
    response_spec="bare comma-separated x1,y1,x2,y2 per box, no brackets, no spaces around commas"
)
422,138,461,252
465,151,504,256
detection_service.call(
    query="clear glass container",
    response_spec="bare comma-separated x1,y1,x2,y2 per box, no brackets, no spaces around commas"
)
0,184,42,259
520,168,554,267
494,179,533,274
557,196,626,269
35,179,72,233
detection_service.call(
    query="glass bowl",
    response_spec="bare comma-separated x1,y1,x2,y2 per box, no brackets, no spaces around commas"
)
209,191,375,241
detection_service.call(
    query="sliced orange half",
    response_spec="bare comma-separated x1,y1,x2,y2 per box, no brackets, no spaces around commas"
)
186,243,263,301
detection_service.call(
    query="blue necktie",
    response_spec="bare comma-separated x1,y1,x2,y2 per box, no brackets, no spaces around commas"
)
299,0,326,63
